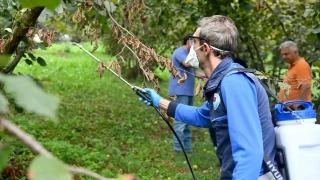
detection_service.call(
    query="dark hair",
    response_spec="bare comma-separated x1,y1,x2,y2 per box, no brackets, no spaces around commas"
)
233,58,248,68
183,34,193,45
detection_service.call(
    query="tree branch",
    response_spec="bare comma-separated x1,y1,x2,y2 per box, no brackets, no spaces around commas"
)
1,47,26,74
0,117,116,180
0,117,54,157
250,37,265,72
265,3,291,39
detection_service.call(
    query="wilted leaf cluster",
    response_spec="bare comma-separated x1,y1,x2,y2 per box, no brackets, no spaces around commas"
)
110,24,190,92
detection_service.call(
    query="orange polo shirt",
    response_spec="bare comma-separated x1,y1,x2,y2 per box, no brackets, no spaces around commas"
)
279,57,312,101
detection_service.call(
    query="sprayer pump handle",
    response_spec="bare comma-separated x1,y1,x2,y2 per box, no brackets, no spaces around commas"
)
135,89,153,105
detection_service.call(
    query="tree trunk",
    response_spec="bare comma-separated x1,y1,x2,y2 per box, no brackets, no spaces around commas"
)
0,7,44,73
3,7,44,55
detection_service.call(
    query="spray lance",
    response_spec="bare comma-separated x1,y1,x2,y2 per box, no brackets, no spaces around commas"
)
71,42,197,180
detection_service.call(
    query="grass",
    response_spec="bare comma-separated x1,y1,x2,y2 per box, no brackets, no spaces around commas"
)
2,42,220,180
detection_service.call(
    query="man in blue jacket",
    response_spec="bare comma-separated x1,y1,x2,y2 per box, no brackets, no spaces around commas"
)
168,34,195,153
140,15,277,180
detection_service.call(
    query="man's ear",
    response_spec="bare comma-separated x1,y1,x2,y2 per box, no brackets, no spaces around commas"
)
202,43,211,55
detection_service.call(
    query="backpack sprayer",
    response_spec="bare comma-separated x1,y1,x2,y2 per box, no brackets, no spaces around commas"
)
231,68,320,180
71,42,197,180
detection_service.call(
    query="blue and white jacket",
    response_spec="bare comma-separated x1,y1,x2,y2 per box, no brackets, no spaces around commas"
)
167,58,277,179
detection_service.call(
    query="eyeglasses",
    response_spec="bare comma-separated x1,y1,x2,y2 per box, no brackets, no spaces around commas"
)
189,35,231,53
188,35,208,45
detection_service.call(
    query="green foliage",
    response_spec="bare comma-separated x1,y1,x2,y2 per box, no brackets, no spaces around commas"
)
0,146,12,173
19,0,62,11
0,92,9,113
154,67,170,81
5,42,219,179
0,74,59,120
28,156,72,180
36,57,47,66
0,55,11,69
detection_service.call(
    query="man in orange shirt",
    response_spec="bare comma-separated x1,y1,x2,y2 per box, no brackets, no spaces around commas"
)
279,41,312,109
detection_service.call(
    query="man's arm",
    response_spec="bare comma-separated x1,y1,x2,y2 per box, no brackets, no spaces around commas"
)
159,99,211,127
143,89,211,127
181,61,193,68
296,62,312,101
195,70,206,78
159,98,170,111
174,49,192,68
221,74,263,179
299,83,311,100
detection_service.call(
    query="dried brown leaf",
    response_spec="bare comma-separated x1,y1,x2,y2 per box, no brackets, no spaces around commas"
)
96,61,106,78
195,79,203,96
159,61,166,71
90,40,98,53
177,73,187,85
140,14,148,23
142,80,147,88
118,35,128,44
146,70,154,81
113,60,121,76
132,37,140,49
72,7,86,23
0,39,7,53
110,25,119,38
72,7,81,23
153,78,160,93
26,28,35,48
85,0,93,11
37,29,56,47
108,60,122,76
138,48,147,57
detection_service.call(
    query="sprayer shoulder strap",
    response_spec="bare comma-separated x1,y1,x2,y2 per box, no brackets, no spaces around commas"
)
226,68,283,104
226,68,284,180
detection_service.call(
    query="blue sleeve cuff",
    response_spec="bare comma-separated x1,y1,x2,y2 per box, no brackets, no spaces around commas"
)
167,102,178,117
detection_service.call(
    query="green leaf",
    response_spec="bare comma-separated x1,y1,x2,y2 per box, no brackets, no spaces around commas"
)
0,74,59,120
94,0,103,6
110,0,119,3
303,9,313,17
0,146,12,173
19,0,62,11
4,28,12,33
0,55,11,69
311,26,320,34
104,1,116,12
306,32,318,42
36,57,47,66
0,92,9,113
313,60,320,68
28,53,36,61
54,1,66,14
98,10,106,16
28,156,72,180
37,44,46,50
25,59,33,65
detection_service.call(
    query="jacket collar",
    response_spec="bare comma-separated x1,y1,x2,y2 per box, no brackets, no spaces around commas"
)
203,58,233,97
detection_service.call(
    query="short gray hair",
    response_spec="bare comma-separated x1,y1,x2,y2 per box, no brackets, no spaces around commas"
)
197,15,239,58
279,41,298,52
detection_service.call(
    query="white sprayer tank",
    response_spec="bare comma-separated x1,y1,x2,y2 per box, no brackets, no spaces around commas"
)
274,100,320,180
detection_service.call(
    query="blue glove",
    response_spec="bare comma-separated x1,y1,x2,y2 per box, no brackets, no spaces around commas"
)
139,88,162,108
